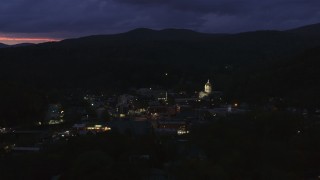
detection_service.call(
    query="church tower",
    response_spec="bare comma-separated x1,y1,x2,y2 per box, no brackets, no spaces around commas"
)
204,79,212,94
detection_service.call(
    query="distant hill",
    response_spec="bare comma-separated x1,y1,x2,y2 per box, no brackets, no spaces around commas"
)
287,23,320,37
61,28,226,43
35,28,320,68
0,43,34,48
0,25,320,92
0,43,9,48
11,43,35,47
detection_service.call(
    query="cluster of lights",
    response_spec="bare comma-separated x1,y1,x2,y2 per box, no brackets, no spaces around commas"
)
177,129,189,135
86,125,111,132
48,119,64,125
0,127,11,133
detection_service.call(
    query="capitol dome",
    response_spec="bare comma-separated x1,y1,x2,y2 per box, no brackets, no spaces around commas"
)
204,80,212,94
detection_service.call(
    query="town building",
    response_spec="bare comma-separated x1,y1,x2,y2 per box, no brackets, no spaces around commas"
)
199,80,212,98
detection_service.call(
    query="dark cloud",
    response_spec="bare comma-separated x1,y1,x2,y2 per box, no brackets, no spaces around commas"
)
0,0,320,39
116,0,248,14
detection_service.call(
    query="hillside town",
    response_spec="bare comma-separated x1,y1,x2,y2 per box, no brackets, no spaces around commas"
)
1,79,319,179
1,79,237,146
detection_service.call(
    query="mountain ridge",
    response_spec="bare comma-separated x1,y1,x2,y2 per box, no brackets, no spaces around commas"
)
0,43,9,48
1,22,320,46
286,23,320,37
0,43,35,48
46,22,320,44
0,23,320,91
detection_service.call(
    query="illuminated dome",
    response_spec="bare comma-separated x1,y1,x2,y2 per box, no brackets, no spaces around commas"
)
204,79,212,94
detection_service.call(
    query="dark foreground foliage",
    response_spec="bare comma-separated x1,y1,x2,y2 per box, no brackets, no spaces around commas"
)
1,111,319,180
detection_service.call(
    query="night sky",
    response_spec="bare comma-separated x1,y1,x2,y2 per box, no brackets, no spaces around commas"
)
1,0,320,44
